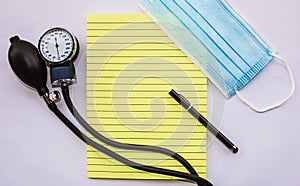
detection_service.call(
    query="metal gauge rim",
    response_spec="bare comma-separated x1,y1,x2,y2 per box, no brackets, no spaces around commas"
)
38,27,79,66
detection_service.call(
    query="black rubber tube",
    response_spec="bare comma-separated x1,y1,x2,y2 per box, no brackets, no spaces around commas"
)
61,85,202,180
47,102,213,186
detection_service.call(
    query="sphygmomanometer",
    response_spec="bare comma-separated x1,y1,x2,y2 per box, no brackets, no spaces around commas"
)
8,27,213,186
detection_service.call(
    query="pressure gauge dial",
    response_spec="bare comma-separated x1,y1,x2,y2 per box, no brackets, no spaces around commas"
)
38,27,79,65
38,27,79,86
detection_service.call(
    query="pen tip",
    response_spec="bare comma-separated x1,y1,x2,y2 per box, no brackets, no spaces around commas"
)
232,146,239,153
169,89,175,94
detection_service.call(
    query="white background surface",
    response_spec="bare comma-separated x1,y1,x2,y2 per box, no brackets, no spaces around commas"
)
0,0,299,186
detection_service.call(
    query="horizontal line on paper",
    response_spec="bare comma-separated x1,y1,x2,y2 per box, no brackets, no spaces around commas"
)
87,42,175,44
87,49,181,51
87,28,161,31
87,22,154,24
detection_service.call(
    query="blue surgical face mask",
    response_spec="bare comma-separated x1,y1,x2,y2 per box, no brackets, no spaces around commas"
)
140,0,294,112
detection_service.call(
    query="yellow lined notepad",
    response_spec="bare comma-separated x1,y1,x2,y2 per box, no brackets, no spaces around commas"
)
86,14,207,180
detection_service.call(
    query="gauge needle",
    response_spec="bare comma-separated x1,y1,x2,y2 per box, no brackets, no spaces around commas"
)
54,37,60,59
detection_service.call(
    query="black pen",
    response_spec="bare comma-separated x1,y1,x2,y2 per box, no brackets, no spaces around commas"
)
169,89,238,154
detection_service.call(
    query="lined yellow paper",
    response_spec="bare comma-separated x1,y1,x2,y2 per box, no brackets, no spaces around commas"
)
86,14,207,180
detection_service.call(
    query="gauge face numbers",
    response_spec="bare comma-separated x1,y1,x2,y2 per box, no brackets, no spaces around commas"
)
39,28,75,64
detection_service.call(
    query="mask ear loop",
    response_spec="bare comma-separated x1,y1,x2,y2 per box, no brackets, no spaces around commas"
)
235,54,295,113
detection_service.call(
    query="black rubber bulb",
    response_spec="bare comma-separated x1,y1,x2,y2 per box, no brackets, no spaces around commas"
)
8,36,49,96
